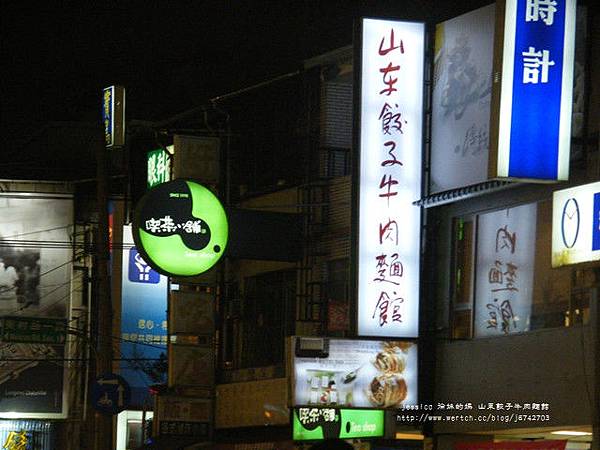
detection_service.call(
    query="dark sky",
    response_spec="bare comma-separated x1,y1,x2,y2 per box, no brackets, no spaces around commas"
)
2,1,489,151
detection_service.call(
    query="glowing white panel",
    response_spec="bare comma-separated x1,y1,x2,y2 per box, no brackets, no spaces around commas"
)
357,18,424,337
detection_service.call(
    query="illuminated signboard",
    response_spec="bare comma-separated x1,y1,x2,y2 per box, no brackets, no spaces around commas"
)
120,225,168,406
147,146,173,188
552,181,600,267
102,85,126,148
490,0,576,180
133,179,228,277
355,18,424,338
293,408,384,441
292,337,417,409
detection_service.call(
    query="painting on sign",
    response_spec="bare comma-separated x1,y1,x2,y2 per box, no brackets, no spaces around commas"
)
474,204,536,337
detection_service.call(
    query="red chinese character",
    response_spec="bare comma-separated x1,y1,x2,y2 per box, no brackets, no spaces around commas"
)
379,174,399,203
378,103,405,135
379,219,398,245
378,29,405,56
379,62,401,96
381,141,403,167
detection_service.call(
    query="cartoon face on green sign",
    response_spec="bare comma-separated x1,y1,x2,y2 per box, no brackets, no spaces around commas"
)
133,179,228,277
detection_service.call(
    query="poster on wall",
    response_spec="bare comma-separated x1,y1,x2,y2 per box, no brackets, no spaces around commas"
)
552,181,600,267
430,4,495,193
292,337,417,409
121,225,168,407
474,203,537,337
355,18,424,338
0,195,73,417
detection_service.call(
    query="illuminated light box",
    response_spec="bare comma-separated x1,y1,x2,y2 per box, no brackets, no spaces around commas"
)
293,408,384,441
489,0,576,181
355,18,425,338
291,337,417,409
133,179,228,277
552,181,600,267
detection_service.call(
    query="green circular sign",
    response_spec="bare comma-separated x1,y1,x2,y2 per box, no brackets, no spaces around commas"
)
132,179,228,277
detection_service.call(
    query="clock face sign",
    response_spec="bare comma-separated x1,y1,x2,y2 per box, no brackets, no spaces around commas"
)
133,179,228,277
561,197,580,249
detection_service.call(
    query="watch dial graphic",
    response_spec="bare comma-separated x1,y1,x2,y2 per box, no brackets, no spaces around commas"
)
561,197,579,249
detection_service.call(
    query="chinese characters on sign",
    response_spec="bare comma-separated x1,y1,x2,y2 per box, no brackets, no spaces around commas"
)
145,217,208,235
147,147,172,188
475,204,537,337
493,0,575,180
297,408,338,425
357,19,424,337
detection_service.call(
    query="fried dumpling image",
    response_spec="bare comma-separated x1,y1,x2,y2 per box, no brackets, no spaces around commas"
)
367,373,407,408
373,350,406,374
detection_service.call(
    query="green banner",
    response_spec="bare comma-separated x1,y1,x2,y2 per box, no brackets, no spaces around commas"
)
0,316,67,345
293,408,384,441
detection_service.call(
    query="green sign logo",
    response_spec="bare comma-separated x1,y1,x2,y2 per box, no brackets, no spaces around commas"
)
293,408,384,441
133,179,228,277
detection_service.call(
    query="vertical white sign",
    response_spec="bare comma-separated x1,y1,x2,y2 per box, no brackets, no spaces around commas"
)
474,203,537,337
357,19,424,337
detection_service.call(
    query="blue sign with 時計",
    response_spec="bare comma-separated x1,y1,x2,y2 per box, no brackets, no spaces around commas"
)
496,0,576,181
593,192,600,251
91,373,131,415
128,248,160,284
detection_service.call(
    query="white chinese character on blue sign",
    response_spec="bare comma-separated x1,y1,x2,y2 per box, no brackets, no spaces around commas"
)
522,47,555,84
525,0,558,26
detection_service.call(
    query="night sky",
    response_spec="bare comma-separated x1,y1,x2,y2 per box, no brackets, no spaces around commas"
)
2,1,489,154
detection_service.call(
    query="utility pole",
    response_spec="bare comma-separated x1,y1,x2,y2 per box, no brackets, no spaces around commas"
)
93,123,113,450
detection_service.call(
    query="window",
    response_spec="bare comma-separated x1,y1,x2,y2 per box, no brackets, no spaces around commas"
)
240,270,296,368
450,200,596,338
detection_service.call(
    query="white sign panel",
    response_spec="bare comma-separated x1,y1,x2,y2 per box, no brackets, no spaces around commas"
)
474,203,536,337
430,4,495,193
356,18,424,338
292,338,417,409
552,182,600,267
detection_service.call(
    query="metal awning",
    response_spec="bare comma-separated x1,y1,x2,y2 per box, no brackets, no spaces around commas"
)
413,180,521,208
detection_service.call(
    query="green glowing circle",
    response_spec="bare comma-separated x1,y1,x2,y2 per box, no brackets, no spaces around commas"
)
132,179,228,276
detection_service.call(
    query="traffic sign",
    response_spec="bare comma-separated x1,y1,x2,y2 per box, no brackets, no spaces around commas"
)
91,373,131,415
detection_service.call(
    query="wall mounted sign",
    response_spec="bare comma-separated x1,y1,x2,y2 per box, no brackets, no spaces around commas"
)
552,181,600,267
293,408,384,441
147,146,173,188
120,225,168,407
292,337,417,409
133,179,228,277
430,4,495,193
489,0,576,181
355,18,424,338
102,85,126,148
474,203,537,337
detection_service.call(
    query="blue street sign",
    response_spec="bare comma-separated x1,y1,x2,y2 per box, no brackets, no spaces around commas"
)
91,373,131,415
